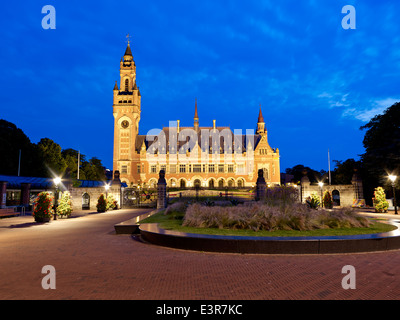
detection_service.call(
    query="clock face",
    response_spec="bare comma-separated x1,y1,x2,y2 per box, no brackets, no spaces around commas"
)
121,120,129,129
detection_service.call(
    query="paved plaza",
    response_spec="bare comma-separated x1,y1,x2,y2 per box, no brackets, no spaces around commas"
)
1,208,400,300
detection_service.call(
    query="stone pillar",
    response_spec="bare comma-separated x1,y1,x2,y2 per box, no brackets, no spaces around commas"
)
112,170,121,186
157,170,167,209
0,181,7,208
255,169,266,201
20,183,31,208
300,170,311,203
351,169,364,200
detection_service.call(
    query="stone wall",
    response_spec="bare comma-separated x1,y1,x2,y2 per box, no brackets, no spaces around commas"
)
69,186,121,211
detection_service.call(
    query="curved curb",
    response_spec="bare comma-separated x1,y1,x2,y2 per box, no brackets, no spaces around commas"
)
139,220,400,254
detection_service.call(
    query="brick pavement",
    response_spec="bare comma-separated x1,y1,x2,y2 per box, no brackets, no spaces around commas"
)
1,208,400,300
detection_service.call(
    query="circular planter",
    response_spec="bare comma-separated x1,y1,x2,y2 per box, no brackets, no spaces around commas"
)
34,216,51,223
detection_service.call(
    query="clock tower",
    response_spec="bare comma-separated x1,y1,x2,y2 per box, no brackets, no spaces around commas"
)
112,36,141,185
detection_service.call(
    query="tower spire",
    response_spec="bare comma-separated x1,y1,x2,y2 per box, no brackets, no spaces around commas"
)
124,33,132,57
257,104,266,134
194,98,199,131
258,104,264,123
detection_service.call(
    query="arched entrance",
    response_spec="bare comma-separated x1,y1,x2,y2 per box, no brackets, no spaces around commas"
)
194,179,201,188
208,179,215,188
218,179,224,188
180,179,186,188
332,190,340,206
82,193,90,210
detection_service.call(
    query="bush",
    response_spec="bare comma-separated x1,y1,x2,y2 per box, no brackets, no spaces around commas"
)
96,194,107,213
33,192,54,221
322,190,333,209
106,194,118,211
373,187,389,213
265,186,298,207
57,191,73,217
306,193,320,209
182,202,371,232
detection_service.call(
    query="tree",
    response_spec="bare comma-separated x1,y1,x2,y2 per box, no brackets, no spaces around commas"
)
82,157,106,181
285,164,324,184
360,102,400,203
37,138,67,177
0,119,45,176
61,148,87,180
332,159,362,185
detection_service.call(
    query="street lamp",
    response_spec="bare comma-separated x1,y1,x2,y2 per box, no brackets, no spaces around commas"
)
318,182,324,207
53,177,61,220
389,175,398,215
104,184,110,199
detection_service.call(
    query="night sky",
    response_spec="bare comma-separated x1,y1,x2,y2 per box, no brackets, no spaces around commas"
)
1,1,399,173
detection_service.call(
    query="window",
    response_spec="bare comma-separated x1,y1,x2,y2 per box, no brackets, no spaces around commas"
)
121,165,127,174
193,164,201,173
218,164,225,173
150,165,157,173
237,164,244,174
170,164,176,173
228,164,234,173
137,164,141,174
208,164,215,173
160,165,167,173
125,79,129,91
179,164,186,173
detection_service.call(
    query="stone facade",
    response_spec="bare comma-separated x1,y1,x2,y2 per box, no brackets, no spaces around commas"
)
69,185,121,211
112,42,281,189
300,173,364,207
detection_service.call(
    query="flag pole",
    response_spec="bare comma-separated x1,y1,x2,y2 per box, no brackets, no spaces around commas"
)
18,149,21,176
77,150,80,180
328,149,331,185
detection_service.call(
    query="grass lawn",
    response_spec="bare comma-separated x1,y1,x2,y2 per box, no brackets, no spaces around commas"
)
140,211,397,237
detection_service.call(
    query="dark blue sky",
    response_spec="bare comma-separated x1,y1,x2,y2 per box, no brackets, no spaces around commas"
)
1,1,399,172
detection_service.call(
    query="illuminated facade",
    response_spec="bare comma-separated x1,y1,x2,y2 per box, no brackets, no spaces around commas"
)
112,42,280,188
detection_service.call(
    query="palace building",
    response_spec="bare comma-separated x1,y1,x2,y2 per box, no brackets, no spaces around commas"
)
112,41,280,188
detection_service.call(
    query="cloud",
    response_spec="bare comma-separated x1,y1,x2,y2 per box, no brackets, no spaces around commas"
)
342,97,400,122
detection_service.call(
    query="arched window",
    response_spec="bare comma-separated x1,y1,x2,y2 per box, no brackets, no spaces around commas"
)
208,179,215,188
125,79,129,91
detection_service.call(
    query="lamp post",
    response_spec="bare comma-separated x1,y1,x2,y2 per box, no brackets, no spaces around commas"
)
53,177,61,220
389,175,398,215
105,184,110,199
318,182,324,207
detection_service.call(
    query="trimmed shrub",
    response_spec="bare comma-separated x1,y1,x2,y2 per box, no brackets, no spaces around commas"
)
373,187,389,213
322,190,333,209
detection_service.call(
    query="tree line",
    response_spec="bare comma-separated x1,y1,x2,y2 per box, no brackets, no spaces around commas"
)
285,102,400,205
0,119,106,181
